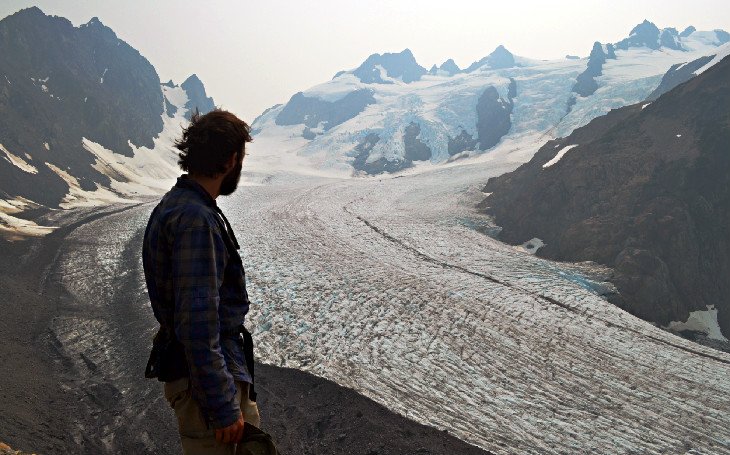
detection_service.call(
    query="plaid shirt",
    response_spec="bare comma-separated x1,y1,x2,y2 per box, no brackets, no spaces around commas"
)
142,175,252,428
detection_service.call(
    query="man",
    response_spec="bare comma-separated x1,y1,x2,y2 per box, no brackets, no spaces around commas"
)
142,109,259,454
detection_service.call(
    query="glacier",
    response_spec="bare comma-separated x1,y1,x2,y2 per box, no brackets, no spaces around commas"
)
207,158,730,454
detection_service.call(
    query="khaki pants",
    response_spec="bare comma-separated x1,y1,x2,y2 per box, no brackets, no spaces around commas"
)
164,377,261,455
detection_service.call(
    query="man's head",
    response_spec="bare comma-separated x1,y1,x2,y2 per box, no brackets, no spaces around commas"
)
175,109,252,195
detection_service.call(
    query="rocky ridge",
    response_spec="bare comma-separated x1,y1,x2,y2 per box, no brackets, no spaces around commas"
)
480,54,730,341
0,8,216,237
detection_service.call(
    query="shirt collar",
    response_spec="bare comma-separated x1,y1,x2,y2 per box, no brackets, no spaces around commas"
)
174,174,217,207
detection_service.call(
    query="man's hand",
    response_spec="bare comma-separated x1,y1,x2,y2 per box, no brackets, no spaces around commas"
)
215,413,244,444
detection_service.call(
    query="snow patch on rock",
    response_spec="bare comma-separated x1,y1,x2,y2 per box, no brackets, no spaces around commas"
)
45,162,131,209
0,197,56,240
666,305,728,341
0,143,38,174
694,42,730,75
516,237,545,254
543,144,578,168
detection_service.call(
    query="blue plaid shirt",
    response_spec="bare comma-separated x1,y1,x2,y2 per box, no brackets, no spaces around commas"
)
142,175,252,428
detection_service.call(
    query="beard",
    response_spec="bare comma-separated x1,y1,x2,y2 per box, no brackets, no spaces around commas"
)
219,160,242,196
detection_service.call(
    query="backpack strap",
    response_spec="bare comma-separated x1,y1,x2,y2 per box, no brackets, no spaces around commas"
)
214,207,257,402
242,326,257,402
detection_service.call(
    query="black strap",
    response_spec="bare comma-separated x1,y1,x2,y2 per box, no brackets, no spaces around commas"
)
214,206,240,250
242,326,257,402
214,207,256,402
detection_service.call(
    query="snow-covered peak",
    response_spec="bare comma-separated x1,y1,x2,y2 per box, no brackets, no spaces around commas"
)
464,45,516,72
180,74,215,119
614,20,729,52
429,58,461,76
680,26,696,37
249,20,730,178
80,15,118,38
694,42,730,75
616,19,662,50
350,48,428,84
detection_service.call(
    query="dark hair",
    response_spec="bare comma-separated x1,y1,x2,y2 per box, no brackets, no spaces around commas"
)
175,108,252,177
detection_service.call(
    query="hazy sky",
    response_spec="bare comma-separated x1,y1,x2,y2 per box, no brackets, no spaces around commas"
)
2,1,730,121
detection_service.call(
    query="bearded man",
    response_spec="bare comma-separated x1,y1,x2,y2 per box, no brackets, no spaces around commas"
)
142,109,260,454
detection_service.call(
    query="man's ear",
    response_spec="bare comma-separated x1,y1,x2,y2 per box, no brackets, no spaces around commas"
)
224,152,238,172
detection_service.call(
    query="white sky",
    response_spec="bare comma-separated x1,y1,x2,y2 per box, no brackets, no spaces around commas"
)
2,1,730,121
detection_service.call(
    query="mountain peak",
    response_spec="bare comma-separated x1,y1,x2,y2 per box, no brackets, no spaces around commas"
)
16,6,44,16
83,16,112,31
487,45,515,67
352,49,427,84
716,29,730,44
400,48,415,58
182,73,203,86
464,45,515,73
635,19,657,30
616,20,667,51
440,58,460,74
2,6,60,26
680,26,696,37
429,58,461,76
181,74,215,119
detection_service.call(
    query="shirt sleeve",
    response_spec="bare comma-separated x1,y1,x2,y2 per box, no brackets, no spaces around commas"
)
171,219,240,429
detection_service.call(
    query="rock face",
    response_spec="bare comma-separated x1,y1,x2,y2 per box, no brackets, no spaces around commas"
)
448,129,478,156
480,55,730,338
275,89,376,134
716,29,730,44
464,45,515,72
615,19,663,50
476,83,514,150
573,42,608,98
351,133,406,174
606,43,617,59
0,7,164,207
429,58,461,76
181,74,215,119
352,49,427,84
614,20,691,51
647,55,715,101
351,121,433,175
447,79,515,156
439,58,461,75
659,28,683,50
403,122,432,162
680,26,696,37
